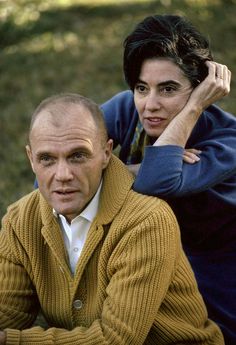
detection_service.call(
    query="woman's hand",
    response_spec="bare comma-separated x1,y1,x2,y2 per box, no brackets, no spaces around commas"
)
127,164,141,176
188,61,231,112
126,149,201,175
183,148,201,164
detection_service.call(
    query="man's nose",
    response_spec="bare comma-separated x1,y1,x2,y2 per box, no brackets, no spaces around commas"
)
55,161,73,181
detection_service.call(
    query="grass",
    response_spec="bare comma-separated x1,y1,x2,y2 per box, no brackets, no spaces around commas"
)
0,0,236,220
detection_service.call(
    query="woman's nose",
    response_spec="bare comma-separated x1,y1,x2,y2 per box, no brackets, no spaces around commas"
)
145,92,161,111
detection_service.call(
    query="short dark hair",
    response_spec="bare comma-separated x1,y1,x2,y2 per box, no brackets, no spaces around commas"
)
123,14,213,90
29,93,108,144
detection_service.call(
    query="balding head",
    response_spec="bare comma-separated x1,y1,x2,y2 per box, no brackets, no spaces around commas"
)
29,93,108,147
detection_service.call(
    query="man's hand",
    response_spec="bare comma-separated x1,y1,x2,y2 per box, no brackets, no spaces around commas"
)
0,331,6,345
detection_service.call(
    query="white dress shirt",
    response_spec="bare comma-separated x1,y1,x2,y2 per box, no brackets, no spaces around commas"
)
54,182,102,274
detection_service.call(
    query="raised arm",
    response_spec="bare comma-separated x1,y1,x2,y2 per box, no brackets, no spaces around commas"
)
133,62,236,197
154,61,231,148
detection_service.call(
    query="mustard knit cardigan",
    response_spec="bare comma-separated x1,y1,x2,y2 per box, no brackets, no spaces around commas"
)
0,155,223,344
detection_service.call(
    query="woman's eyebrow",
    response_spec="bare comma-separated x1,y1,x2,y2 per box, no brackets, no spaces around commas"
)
157,80,181,87
137,78,181,87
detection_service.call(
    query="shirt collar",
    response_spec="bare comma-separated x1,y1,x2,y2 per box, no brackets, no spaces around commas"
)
53,180,103,224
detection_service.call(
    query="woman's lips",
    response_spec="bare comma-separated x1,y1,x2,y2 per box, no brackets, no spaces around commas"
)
145,117,165,126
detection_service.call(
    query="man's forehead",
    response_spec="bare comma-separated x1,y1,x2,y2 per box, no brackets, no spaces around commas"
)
35,102,93,125
30,104,96,140
31,122,96,144
29,119,97,156
34,137,94,155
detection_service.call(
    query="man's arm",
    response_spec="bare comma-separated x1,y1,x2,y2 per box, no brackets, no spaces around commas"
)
0,231,40,331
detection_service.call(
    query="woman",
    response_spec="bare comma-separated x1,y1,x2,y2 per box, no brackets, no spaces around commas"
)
101,14,236,344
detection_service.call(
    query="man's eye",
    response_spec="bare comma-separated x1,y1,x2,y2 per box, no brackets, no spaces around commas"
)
71,152,87,161
41,155,51,161
39,155,54,166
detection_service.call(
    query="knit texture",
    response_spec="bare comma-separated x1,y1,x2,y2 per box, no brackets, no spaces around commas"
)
0,155,224,344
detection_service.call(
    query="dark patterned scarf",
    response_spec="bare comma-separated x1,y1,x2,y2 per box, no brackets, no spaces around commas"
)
126,121,150,164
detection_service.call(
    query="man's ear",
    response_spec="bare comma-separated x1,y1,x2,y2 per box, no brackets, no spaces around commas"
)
102,139,113,169
26,144,36,174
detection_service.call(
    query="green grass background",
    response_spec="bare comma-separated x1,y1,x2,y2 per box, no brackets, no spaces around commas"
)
0,0,236,220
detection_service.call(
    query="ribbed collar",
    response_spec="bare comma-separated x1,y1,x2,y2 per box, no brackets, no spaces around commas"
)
39,155,134,227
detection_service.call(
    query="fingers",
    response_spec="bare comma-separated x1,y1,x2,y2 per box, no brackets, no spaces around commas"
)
206,61,231,95
126,163,140,176
183,149,201,164
187,61,231,113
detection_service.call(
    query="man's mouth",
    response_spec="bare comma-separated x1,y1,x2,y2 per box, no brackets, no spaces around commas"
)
54,189,77,195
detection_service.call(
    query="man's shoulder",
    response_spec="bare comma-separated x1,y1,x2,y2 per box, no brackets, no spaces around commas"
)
128,189,176,218
2,189,44,235
6,189,40,215
109,189,181,252
102,155,179,233
122,189,179,234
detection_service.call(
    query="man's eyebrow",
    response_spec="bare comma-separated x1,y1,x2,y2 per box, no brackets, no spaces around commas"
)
35,146,90,157
35,151,51,158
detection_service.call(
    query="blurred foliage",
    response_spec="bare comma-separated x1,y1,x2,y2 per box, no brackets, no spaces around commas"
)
0,0,236,219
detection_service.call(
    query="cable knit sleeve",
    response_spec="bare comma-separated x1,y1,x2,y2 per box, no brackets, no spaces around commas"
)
0,218,40,330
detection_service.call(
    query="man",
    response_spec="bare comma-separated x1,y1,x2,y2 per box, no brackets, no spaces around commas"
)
0,93,224,344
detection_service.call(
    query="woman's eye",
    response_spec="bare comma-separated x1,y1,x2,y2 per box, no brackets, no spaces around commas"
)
135,84,147,93
160,86,176,94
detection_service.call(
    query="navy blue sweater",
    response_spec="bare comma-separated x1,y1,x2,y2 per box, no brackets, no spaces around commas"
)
101,90,236,252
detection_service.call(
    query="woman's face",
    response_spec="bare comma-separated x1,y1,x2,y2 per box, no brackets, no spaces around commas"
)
134,58,193,139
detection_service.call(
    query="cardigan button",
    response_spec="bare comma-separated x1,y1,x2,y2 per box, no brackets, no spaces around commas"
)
73,299,83,310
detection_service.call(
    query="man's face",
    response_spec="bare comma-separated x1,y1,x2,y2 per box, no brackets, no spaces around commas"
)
26,103,112,223
134,58,193,139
